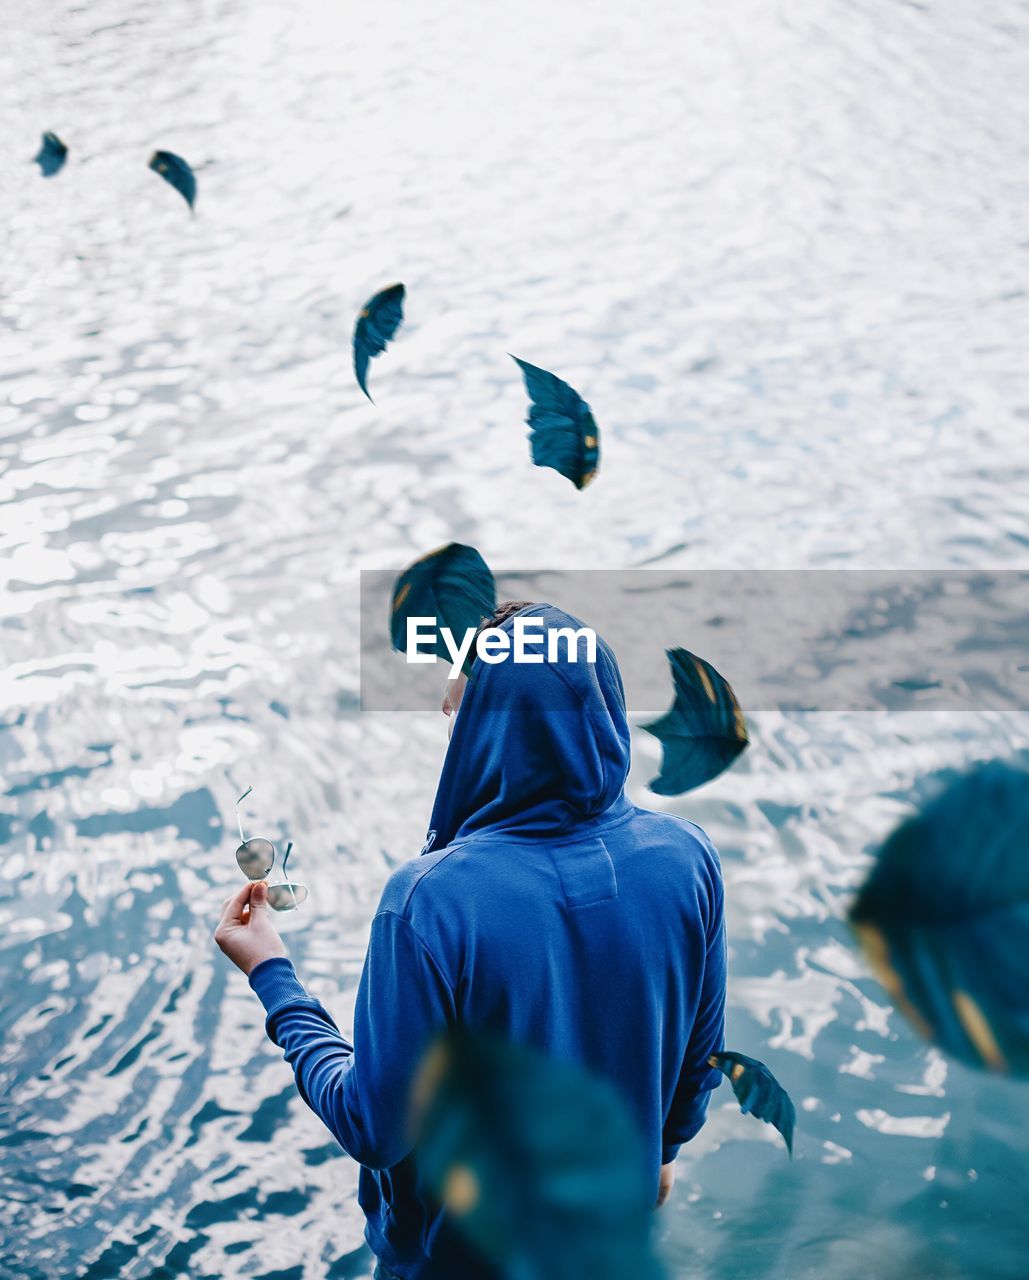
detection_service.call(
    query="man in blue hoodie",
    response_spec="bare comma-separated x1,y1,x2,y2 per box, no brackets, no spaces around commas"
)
215,602,727,1279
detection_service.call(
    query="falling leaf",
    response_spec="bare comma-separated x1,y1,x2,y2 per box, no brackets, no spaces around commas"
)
415,1032,664,1280
642,648,749,795
709,1051,796,1156
34,132,68,177
511,355,599,490
390,543,496,668
850,759,1029,1076
148,150,197,210
354,282,405,401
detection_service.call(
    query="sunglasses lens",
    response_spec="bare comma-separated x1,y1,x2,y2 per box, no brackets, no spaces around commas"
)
236,838,275,880
266,883,309,912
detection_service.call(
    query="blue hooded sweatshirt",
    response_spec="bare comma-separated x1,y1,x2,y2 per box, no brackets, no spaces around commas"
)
249,604,727,1279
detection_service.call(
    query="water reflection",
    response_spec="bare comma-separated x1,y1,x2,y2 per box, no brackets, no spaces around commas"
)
3,0,1029,1276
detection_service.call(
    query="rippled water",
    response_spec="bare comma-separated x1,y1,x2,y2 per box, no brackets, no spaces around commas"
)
3,1,1029,1276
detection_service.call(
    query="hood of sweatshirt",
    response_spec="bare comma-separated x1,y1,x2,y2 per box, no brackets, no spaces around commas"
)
425,603,631,851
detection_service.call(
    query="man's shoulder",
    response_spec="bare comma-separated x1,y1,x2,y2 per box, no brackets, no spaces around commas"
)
376,842,467,917
376,811,721,918
621,807,724,930
623,805,722,874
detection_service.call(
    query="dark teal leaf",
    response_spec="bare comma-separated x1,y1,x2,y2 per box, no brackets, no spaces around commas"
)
415,1032,663,1280
641,648,749,795
353,283,405,402
148,150,196,210
709,1051,796,1156
389,543,496,666
34,132,67,177
849,759,1029,1076
511,355,599,490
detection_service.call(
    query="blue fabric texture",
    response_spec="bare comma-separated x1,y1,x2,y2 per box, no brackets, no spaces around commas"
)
248,603,727,1280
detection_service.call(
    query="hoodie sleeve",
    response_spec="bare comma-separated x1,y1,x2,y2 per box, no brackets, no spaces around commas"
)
249,909,456,1170
661,874,727,1163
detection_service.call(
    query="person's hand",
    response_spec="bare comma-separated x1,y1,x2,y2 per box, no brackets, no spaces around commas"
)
655,1160,676,1209
214,881,286,976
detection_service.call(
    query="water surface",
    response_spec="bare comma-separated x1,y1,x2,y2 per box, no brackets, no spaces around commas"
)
2,1,1029,1276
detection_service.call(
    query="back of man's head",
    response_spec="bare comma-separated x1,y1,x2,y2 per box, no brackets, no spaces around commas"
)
476,600,537,639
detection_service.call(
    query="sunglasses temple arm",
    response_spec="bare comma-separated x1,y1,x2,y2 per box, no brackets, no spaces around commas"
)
235,785,253,844
281,842,300,908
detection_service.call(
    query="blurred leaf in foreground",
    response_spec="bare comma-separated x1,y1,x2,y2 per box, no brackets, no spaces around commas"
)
850,758,1029,1076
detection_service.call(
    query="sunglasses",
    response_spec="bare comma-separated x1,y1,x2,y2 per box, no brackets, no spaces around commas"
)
234,786,309,911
